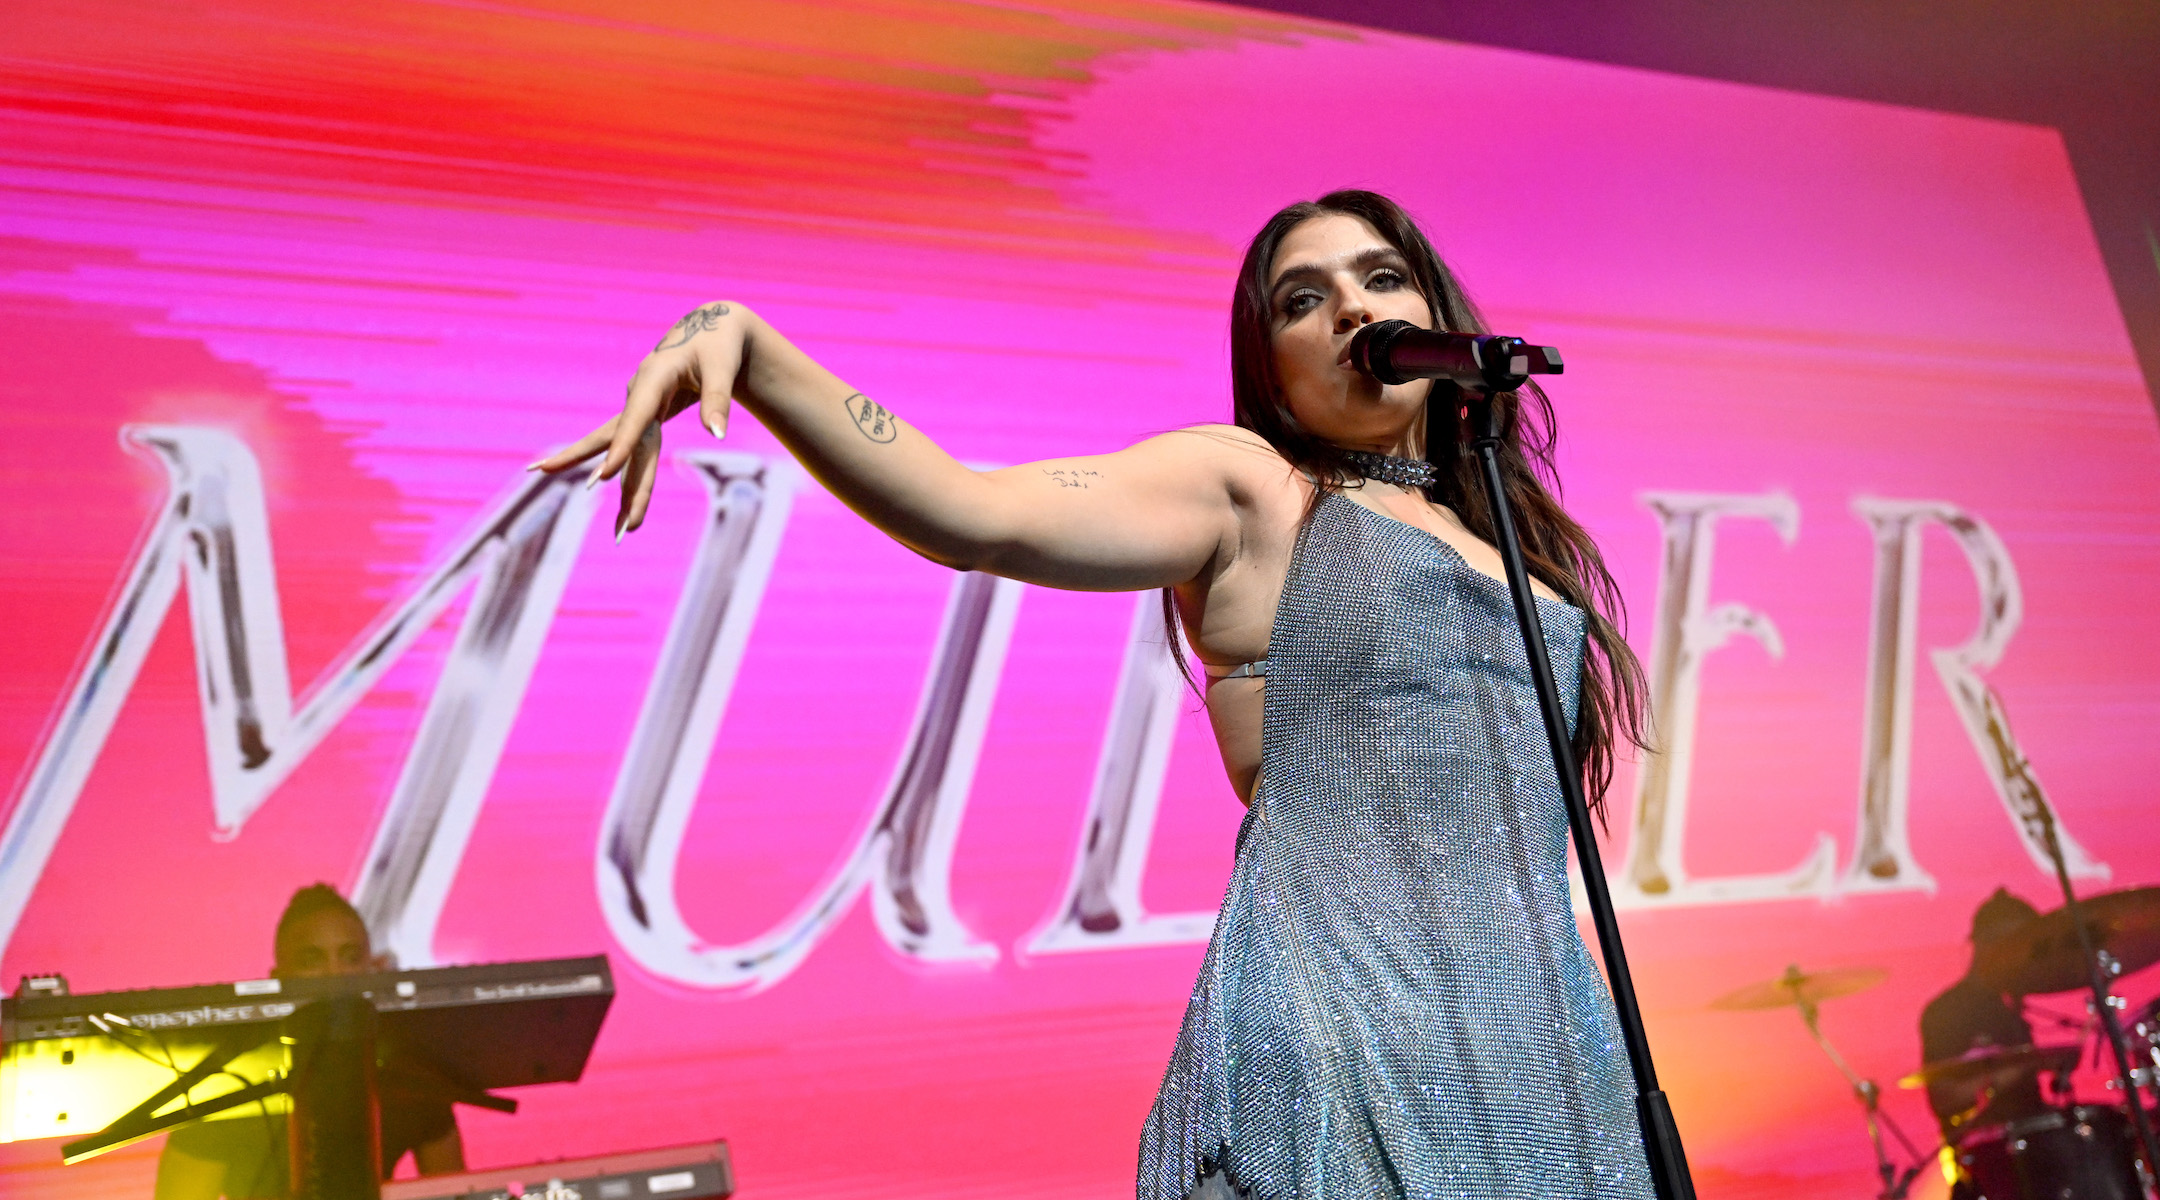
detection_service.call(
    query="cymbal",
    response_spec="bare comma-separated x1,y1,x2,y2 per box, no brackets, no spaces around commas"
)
1708,964,1889,1012
1898,1043,2080,1092
1980,886,2160,996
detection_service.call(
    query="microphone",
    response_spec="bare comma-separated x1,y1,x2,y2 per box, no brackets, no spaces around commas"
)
1347,320,1564,390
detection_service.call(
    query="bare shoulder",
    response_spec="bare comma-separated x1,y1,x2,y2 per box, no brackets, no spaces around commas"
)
1141,425,1308,578
1155,422,1275,456
1137,424,1295,493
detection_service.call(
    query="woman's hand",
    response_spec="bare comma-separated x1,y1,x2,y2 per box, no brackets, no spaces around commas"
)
530,301,744,540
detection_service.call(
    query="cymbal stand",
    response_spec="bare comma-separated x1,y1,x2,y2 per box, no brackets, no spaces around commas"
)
1791,989,1929,1200
2017,769,2160,1175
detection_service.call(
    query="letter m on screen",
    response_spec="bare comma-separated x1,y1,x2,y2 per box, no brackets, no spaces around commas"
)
0,427,598,969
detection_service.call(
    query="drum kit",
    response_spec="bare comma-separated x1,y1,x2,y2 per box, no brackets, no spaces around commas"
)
1710,886,2160,1200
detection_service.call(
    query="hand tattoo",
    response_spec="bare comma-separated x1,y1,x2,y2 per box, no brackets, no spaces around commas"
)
1041,468,1101,490
654,302,733,350
844,393,900,444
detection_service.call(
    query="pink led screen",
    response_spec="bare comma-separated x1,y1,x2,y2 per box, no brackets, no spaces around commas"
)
3,2,2157,1198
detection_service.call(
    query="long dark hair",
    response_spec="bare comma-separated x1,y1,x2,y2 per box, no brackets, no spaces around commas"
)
1170,189,1649,815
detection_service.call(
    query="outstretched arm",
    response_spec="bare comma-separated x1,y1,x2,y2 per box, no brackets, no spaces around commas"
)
536,302,1256,592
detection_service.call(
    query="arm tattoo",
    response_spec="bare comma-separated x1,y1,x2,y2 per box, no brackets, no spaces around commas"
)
844,393,899,444
1040,468,1102,490
654,302,733,350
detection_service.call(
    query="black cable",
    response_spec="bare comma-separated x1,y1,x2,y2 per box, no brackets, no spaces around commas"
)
87,1015,182,1077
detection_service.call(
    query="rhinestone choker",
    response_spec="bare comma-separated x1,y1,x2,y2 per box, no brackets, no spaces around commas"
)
1342,450,1437,490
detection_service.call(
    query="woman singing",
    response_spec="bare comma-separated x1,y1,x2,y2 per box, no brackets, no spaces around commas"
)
539,190,1653,1199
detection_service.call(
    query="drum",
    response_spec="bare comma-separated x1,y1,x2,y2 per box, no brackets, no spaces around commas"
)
1953,1126,2020,1200
2131,998,2160,1089
1955,1105,2148,1200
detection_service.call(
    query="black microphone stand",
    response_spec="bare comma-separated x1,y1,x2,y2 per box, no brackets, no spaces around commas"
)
1445,362,1697,1200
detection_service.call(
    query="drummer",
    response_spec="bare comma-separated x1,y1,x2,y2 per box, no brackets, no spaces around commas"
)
1920,887,2050,1133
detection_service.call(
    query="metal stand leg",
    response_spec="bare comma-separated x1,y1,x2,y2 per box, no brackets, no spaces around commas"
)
286,995,383,1200
1465,393,1696,1200
1792,992,1929,1198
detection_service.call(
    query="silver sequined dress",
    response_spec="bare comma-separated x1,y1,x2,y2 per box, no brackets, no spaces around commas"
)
1138,491,1652,1200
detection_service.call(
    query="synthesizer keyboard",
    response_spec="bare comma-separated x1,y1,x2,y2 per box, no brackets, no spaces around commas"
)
381,1140,733,1200
1,956,612,1143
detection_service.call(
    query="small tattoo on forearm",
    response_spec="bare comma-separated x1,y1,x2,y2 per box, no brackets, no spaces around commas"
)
844,393,899,443
655,302,733,350
1041,468,1102,490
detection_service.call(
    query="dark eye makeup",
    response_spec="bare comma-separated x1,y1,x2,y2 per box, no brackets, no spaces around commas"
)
1276,270,1408,320
1270,249,1417,323
1281,288,1324,317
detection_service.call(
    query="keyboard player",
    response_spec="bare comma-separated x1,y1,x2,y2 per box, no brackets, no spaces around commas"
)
154,884,467,1199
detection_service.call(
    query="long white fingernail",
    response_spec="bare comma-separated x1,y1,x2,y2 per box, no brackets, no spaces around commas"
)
586,464,605,491
525,458,548,472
